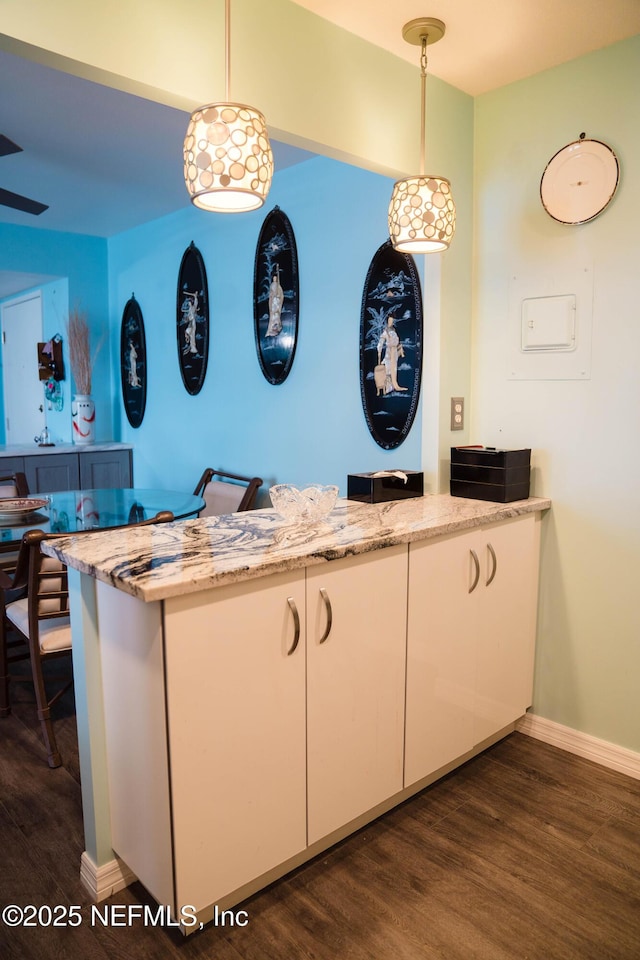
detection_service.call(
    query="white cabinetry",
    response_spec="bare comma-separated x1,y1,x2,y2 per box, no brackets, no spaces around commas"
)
473,514,539,744
101,546,408,913
405,513,540,788
306,545,407,843
163,570,307,912
96,510,542,919
405,529,476,786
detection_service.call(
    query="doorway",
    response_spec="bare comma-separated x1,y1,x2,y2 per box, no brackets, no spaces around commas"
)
1,292,45,444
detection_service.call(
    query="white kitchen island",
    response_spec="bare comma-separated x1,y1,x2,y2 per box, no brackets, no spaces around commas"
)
44,493,550,929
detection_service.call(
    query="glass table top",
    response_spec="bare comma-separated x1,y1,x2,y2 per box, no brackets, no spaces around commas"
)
0,488,204,543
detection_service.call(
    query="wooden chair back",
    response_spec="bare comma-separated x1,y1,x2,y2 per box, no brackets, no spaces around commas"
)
193,468,262,517
0,472,31,574
0,472,29,499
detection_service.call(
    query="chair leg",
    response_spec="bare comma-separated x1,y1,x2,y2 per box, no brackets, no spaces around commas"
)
29,648,63,768
36,703,62,769
0,621,10,718
0,676,10,717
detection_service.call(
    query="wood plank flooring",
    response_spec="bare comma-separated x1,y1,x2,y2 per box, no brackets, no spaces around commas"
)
1,680,639,960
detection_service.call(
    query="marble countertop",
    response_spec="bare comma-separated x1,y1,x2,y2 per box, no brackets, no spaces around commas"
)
41,494,551,603
0,442,132,456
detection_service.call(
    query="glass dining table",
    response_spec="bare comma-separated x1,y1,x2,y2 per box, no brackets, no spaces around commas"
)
0,487,205,546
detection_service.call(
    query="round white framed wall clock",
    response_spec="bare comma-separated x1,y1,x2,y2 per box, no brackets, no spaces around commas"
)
540,135,619,224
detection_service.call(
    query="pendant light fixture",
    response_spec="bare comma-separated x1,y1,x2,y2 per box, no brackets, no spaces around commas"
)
388,18,455,254
183,0,274,213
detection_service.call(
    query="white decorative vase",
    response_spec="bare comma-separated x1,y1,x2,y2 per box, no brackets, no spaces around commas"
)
72,394,95,445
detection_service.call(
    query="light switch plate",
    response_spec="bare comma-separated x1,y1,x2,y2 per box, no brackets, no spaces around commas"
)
451,397,464,431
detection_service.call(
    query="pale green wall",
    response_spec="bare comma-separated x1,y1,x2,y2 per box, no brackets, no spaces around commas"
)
0,0,464,178
435,81,474,485
472,36,640,751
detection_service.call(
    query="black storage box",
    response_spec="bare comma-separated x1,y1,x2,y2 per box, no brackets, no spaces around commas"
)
347,470,424,504
450,446,531,503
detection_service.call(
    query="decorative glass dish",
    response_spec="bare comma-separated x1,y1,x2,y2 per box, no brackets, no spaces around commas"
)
0,497,49,520
269,484,339,523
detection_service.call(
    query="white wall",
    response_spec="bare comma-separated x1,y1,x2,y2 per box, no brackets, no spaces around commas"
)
472,36,640,751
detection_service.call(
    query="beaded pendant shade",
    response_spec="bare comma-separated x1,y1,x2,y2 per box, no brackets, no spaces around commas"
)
183,0,273,213
388,18,456,254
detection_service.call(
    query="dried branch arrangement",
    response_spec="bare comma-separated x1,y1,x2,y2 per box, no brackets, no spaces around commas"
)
66,307,101,395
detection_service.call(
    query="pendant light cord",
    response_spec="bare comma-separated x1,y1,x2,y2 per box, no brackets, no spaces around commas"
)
419,35,427,177
225,0,231,101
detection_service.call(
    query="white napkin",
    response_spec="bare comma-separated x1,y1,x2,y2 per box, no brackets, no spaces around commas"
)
370,471,408,484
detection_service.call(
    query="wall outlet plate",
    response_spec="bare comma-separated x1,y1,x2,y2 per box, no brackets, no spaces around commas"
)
451,397,464,431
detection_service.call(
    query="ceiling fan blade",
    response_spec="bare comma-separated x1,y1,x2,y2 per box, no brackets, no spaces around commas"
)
0,135,22,158
0,187,48,215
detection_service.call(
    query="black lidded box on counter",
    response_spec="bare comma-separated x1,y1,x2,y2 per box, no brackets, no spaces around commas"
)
347,470,424,504
450,446,531,503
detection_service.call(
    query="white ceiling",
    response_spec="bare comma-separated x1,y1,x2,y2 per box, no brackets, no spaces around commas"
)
0,0,639,273
294,0,640,96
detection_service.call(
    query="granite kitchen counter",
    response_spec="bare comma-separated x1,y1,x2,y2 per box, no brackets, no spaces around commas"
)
42,493,551,603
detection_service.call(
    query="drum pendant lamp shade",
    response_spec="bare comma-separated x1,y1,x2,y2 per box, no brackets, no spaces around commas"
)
388,174,455,253
388,17,456,254
183,0,273,213
184,103,273,213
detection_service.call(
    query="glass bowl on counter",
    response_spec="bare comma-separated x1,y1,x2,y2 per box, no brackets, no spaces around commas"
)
269,484,339,523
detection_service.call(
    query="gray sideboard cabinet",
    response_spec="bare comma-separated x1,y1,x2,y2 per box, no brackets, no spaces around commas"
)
0,444,133,493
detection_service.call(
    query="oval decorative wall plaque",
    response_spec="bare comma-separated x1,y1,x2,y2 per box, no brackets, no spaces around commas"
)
253,206,299,385
176,242,209,395
359,240,423,450
120,294,147,428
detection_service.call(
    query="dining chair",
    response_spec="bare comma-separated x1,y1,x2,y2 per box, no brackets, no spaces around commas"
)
0,471,29,499
193,468,263,517
0,471,31,575
0,509,174,768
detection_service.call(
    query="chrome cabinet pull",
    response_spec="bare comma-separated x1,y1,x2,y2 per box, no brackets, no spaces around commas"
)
486,542,497,586
469,549,480,593
318,587,333,644
286,597,300,656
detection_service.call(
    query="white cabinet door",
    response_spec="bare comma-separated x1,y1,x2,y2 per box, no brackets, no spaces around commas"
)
474,513,539,744
97,584,175,910
306,545,407,844
405,514,540,787
164,570,307,911
405,530,477,788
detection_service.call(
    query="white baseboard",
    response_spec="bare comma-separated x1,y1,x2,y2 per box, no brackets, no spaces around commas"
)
80,851,137,902
76,716,638,903
516,713,640,781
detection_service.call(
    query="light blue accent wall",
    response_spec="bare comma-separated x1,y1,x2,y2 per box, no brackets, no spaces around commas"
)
108,157,424,498
0,224,110,442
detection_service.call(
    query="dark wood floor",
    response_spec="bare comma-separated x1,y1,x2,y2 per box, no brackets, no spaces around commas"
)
1,673,640,960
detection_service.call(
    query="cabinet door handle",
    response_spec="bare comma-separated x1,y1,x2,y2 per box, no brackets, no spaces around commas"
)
286,597,300,656
486,542,497,586
318,587,333,644
469,549,480,593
